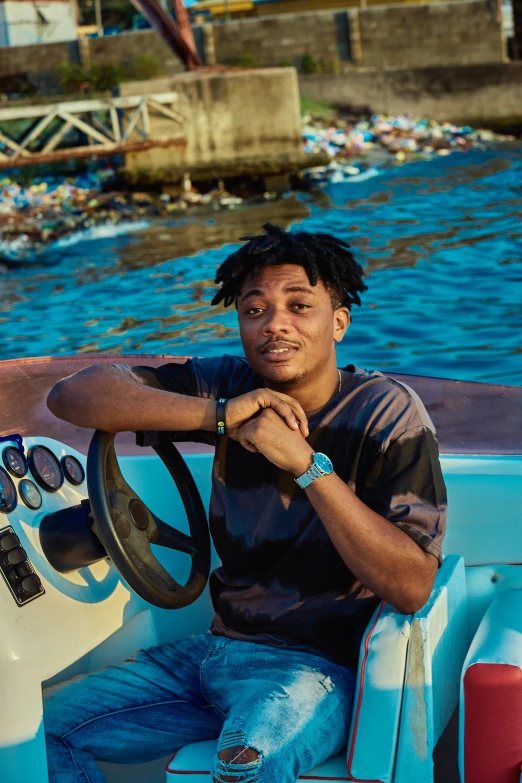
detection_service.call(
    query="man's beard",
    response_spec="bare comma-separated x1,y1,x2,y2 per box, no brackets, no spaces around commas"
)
266,368,307,390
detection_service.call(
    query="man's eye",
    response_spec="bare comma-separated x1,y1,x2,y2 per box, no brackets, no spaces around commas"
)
292,303,311,310
246,307,264,315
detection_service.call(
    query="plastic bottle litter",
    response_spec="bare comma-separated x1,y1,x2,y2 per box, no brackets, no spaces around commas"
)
0,164,251,262
301,111,515,186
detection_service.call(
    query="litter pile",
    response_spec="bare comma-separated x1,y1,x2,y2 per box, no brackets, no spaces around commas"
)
1,112,516,260
0,168,245,262
302,112,515,184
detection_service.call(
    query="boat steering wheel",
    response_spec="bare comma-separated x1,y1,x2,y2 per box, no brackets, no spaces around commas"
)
86,431,211,609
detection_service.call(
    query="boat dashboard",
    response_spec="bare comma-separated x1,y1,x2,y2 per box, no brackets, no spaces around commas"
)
0,430,216,688
0,438,88,603
0,436,88,609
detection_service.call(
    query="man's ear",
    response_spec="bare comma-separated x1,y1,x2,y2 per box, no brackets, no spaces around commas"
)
333,307,350,343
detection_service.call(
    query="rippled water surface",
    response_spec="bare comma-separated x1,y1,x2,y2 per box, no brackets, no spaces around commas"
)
1,146,521,385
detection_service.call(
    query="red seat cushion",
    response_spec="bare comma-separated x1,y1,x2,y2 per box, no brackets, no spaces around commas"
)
464,663,522,783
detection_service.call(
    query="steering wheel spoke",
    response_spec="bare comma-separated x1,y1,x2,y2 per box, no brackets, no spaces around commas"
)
150,515,197,556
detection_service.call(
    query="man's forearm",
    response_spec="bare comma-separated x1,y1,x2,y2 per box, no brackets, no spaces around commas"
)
47,365,216,433
303,472,437,613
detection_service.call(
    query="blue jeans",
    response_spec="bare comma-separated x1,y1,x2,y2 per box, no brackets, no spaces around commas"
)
44,631,355,783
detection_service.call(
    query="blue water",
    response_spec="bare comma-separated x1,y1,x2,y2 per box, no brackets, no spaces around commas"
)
1,146,521,385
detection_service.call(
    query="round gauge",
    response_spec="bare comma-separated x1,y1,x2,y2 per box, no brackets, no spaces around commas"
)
0,467,17,514
61,455,85,486
2,446,28,478
28,446,63,492
19,479,42,511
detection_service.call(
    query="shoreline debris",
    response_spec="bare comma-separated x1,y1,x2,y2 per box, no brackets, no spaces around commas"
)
301,112,515,184
0,169,248,262
1,112,517,260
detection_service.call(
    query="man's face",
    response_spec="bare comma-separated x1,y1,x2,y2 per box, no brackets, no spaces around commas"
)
237,264,350,388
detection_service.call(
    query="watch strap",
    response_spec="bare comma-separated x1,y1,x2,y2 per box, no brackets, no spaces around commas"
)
295,453,329,489
216,398,227,436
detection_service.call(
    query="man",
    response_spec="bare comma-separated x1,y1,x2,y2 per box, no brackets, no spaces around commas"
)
44,223,446,783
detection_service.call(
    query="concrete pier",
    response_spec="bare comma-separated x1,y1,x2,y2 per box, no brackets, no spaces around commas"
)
118,68,328,186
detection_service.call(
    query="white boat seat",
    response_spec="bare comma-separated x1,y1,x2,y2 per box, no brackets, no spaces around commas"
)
166,740,347,781
166,556,468,783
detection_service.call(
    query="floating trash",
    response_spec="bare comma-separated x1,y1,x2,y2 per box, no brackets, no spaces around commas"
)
301,111,515,186
0,166,251,262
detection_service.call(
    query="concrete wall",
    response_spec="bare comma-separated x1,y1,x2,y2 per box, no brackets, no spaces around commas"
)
210,1,504,69
211,9,354,67
358,2,505,68
118,68,309,181
299,62,522,130
88,30,184,74
0,1,76,47
0,29,185,93
0,0,505,93
0,37,78,78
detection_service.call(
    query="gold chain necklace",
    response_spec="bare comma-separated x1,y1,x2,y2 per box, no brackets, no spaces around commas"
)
337,368,342,393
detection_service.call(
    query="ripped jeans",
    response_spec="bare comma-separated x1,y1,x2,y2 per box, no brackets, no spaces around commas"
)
44,631,355,783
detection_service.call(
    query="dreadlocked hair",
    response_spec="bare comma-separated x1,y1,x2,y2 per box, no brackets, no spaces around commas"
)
211,223,368,311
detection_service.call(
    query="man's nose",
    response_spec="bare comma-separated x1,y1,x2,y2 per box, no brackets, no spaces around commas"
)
262,305,291,335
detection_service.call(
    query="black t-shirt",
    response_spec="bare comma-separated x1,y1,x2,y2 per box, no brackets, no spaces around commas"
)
123,355,447,673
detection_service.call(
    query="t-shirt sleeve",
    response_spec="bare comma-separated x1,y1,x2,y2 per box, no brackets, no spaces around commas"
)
114,355,254,448
116,356,225,398
361,423,447,564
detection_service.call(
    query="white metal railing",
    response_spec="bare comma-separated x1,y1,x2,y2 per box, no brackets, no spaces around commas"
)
0,92,185,167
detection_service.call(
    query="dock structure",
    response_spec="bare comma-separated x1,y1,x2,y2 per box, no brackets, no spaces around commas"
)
0,69,328,186
0,93,187,169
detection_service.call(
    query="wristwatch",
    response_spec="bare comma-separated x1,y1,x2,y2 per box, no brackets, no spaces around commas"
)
294,452,334,489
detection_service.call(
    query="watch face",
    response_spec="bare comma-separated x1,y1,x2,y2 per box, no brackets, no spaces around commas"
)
315,453,333,474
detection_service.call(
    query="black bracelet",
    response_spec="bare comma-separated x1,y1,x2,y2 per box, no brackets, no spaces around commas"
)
216,398,227,436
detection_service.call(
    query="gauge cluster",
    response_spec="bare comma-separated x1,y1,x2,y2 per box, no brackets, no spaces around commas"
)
0,467,17,514
0,437,87,608
0,442,85,516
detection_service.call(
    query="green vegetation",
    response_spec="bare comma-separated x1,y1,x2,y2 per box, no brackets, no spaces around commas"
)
89,63,125,92
229,51,261,68
125,54,163,81
57,63,88,94
318,57,342,75
56,55,163,94
301,53,342,75
300,96,337,118
301,52,318,75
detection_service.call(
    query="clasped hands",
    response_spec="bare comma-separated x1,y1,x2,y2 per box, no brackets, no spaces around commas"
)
224,389,314,476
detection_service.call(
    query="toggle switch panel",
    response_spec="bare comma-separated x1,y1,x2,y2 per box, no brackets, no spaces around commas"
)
0,526,44,606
